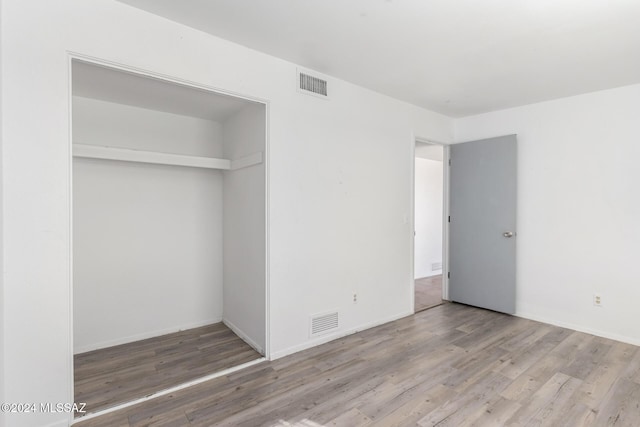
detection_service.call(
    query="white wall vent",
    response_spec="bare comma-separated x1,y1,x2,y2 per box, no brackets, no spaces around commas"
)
298,69,329,98
432,262,443,271
310,311,339,337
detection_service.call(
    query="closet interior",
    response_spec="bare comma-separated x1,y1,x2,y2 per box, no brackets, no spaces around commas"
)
71,60,266,415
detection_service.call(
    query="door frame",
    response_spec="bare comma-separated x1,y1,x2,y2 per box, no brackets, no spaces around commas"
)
410,136,450,312
66,52,272,421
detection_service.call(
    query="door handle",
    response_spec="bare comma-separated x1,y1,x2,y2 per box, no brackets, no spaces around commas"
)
503,231,514,238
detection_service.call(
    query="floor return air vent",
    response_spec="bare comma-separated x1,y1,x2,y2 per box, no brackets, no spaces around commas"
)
310,311,339,337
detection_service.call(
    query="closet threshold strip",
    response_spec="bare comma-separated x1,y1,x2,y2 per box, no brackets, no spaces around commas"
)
71,357,266,424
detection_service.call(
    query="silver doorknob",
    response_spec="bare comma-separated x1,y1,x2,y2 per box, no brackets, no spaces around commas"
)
503,231,514,238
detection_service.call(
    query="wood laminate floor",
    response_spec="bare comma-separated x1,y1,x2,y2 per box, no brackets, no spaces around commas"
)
75,323,261,416
76,303,640,427
415,275,443,312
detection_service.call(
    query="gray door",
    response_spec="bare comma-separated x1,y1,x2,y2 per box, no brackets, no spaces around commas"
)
449,135,517,314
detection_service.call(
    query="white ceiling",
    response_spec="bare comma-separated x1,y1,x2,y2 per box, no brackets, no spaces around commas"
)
117,0,640,117
72,60,255,121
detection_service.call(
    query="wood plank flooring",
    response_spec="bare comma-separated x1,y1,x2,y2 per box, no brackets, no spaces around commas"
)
75,304,640,426
415,275,443,312
75,323,261,416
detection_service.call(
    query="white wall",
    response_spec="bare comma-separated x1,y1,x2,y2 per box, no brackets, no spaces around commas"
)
414,157,443,279
73,96,224,157
0,0,5,421
73,97,225,353
0,1,452,425
454,83,640,346
222,103,266,354
415,143,444,161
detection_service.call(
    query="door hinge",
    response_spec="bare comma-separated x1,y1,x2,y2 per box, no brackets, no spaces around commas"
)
448,158,451,166
448,272,450,279
448,216,451,223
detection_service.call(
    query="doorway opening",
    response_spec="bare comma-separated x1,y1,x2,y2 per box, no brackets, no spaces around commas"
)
70,58,269,417
413,140,446,312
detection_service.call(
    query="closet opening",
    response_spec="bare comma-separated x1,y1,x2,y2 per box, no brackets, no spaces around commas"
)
71,59,268,416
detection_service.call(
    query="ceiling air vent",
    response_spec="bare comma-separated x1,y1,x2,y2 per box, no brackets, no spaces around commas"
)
298,70,329,98
310,311,339,337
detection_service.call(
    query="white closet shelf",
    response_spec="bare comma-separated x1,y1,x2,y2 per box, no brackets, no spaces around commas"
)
73,144,263,171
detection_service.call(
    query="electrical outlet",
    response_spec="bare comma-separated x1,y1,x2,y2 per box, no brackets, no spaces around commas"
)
353,293,358,303
593,293,602,307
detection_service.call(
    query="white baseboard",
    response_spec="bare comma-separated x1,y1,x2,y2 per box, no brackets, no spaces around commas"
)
74,317,223,354
270,310,413,360
515,311,640,347
223,318,264,355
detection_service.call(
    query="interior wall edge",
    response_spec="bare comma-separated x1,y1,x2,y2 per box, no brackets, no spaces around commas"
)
0,0,5,418
222,318,264,355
